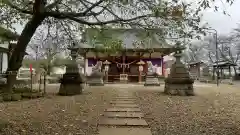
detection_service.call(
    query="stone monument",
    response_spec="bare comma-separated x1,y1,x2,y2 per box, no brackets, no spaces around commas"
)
144,61,160,86
88,61,104,86
164,51,194,96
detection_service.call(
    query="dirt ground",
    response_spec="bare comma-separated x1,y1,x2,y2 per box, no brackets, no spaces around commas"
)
135,83,240,135
0,85,118,135
1,83,240,135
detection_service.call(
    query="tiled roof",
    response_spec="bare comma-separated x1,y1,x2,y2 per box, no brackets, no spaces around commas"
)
79,28,175,49
211,60,237,67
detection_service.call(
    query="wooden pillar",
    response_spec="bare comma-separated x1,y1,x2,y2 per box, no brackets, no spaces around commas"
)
161,56,164,76
0,52,3,73
84,52,87,76
122,52,126,74
212,67,215,80
221,68,223,79
138,53,142,83
198,64,200,79
139,70,142,83
229,66,231,77
105,70,109,83
106,72,108,82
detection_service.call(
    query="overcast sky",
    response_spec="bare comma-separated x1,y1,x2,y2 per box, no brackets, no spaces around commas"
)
202,0,240,35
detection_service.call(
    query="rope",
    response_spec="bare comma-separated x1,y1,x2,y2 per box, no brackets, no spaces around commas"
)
108,53,146,68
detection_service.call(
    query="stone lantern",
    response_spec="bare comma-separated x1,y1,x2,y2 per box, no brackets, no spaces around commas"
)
58,42,85,96
136,60,145,83
103,60,111,83
164,51,194,96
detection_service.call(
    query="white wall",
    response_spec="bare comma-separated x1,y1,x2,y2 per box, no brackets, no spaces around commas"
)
51,67,66,74
84,59,88,75
2,53,8,73
87,66,92,76
0,43,9,49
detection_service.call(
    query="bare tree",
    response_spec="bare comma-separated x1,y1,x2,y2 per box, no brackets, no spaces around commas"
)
27,25,71,74
182,41,208,64
204,34,240,75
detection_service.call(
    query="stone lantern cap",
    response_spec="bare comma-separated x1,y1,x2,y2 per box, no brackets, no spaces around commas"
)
103,60,111,65
136,60,145,65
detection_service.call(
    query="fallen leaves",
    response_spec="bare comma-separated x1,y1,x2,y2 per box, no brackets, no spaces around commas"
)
0,86,117,135
136,86,240,135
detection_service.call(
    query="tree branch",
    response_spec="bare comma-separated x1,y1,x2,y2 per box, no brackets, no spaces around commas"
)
4,0,33,15
45,0,106,18
208,52,214,63
79,0,102,23
235,54,240,63
81,0,105,15
218,47,228,61
46,0,62,9
65,14,153,26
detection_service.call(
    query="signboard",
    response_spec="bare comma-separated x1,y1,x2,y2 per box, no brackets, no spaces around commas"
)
120,74,128,81
29,64,32,73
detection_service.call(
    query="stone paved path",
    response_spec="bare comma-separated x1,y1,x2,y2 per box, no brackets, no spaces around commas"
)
97,90,152,135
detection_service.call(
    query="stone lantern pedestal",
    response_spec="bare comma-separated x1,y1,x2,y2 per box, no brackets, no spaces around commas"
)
88,71,104,86
164,52,194,96
144,72,160,86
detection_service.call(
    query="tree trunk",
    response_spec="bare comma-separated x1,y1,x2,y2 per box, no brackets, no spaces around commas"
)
5,15,45,93
233,66,237,77
47,63,51,75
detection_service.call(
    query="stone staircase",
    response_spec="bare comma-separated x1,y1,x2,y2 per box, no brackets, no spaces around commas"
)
97,91,152,135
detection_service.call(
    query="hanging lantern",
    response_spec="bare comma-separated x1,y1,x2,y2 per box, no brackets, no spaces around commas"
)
137,60,145,72
103,60,111,72
137,60,145,65
139,65,143,72
103,60,111,65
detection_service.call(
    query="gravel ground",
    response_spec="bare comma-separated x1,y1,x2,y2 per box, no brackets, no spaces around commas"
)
135,84,240,135
0,85,117,135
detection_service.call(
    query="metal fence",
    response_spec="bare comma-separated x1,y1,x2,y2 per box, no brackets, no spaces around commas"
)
0,71,46,94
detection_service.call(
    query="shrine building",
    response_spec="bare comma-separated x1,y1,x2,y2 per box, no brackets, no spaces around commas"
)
73,28,182,83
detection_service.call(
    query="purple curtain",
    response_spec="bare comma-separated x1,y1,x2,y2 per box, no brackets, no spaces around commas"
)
88,58,97,66
142,58,162,66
